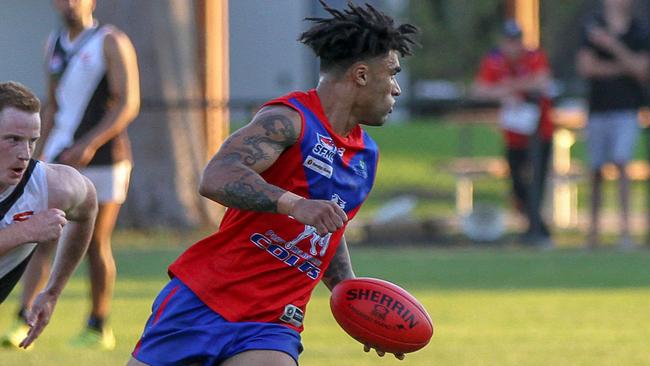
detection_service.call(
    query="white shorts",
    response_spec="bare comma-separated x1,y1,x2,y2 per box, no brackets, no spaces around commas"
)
585,110,640,169
80,160,132,204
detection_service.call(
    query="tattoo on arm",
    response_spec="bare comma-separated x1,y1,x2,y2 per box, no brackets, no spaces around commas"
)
213,112,298,211
323,239,355,291
221,172,284,212
231,113,298,167
258,112,298,141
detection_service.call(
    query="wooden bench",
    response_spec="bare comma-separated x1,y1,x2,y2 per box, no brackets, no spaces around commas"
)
444,157,509,216
445,156,649,229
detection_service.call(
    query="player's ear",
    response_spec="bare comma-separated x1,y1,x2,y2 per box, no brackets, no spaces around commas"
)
351,63,369,87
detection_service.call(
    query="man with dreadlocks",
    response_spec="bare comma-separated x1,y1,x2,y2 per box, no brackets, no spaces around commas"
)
128,1,417,365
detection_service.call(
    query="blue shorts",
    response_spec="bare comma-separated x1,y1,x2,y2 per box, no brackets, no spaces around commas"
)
132,278,303,366
586,110,640,169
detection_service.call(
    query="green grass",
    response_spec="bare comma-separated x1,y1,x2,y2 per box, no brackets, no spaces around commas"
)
2,121,650,365
2,243,650,366
359,122,506,220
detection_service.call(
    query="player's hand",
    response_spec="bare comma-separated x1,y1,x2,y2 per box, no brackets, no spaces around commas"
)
364,344,405,360
58,142,96,168
290,199,348,236
19,209,67,243
19,291,58,349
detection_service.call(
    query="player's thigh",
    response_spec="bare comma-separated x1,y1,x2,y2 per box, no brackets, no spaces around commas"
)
221,350,297,366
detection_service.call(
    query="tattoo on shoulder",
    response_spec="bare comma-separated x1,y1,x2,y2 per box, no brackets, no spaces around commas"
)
255,113,298,145
223,113,299,168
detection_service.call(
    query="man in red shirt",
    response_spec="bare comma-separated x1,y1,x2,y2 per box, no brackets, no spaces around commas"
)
472,20,554,244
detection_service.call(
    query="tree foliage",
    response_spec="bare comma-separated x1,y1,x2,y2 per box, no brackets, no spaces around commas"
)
407,0,504,82
404,0,625,88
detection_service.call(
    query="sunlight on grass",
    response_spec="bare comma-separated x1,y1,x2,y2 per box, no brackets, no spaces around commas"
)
1,246,650,366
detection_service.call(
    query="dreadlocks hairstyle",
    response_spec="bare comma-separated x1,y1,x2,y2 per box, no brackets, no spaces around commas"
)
299,0,419,72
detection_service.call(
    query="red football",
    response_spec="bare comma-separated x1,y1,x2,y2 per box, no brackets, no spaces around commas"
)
330,277,433,354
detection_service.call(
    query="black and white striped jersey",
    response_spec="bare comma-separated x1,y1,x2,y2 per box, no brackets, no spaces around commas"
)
42,24,131,167
0,160,47,303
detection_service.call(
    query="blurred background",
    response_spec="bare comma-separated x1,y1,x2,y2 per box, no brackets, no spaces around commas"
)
2,1,650,365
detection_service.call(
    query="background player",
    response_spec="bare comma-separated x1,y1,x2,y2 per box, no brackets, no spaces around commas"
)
128,1,417,365
2,0,140,350
0,81,97,349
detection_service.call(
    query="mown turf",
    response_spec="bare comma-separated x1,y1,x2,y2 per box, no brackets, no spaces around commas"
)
2,121,649,365
1,245,649,366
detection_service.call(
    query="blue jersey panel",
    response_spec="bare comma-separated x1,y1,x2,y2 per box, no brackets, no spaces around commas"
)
288,98,378,213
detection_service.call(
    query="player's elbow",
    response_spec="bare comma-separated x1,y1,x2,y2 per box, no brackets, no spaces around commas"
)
126,97,140,121
119,95,140,124
198,176,213,198
198,173,223,202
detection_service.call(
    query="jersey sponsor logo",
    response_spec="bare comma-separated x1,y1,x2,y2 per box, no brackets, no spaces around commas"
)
12,211,34,222
352,160,368,179
304,156,333,178
331,194,347,210
312,134,344,163
78,52,93,68
279,304,304,327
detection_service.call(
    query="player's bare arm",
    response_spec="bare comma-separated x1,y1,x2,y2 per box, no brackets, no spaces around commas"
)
33,77,58,159
199,106,348,235
200,106,300,211
0,209,67,257
321,236,355,291
20,164,97,348
58,28,140,168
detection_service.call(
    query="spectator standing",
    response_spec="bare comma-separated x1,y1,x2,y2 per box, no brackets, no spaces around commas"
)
472,19,555,246
576,0,650,249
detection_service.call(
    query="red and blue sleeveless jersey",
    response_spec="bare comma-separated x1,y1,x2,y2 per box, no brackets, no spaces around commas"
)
168,89,379,332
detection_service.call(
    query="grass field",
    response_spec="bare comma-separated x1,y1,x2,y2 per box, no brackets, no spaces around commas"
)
2,121,650,365
2,240,650,366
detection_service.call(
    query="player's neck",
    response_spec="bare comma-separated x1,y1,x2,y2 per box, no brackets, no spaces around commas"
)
0,183,10,199
317,78,357,137
67,17,95,40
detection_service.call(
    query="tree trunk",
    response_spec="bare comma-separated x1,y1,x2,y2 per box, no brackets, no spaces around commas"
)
95,1,223,228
